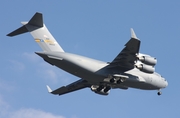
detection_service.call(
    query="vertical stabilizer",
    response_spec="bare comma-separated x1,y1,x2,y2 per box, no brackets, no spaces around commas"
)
7,12,64,52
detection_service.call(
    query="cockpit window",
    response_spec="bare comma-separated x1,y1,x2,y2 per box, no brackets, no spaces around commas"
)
154,72,161,77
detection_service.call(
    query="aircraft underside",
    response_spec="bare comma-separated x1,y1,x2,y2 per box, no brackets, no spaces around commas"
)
7,12,168,96
36,51,161,96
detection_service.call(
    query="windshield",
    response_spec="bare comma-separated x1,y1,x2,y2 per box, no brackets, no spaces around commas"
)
154,72,161,77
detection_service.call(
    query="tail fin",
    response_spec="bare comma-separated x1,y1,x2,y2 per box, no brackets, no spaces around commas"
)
7,12,64,52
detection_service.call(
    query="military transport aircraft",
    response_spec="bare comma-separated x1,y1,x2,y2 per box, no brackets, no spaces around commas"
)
7,12,168,96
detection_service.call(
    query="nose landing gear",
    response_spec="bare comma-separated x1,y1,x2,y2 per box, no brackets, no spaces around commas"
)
157,90,162,96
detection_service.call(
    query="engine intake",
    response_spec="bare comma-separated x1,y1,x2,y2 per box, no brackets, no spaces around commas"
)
137,53,157,66
135,64,155,73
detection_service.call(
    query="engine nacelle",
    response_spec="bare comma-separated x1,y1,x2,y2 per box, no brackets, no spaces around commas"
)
137,54,157,66
91,85,110,95
135,64,155,73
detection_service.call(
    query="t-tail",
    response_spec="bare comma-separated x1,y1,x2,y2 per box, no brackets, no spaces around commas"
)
7,12,64,52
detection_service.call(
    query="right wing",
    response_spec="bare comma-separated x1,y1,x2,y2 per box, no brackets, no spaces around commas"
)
109,29,140,70
46,79,90,96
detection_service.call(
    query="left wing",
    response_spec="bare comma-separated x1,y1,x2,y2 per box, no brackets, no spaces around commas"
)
109,29,140,70
46,79,90,95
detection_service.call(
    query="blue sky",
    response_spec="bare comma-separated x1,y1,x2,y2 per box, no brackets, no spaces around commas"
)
1,1,180,118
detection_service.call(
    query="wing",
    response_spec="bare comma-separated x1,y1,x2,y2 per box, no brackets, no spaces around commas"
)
109,29,140,70
46,79,90,96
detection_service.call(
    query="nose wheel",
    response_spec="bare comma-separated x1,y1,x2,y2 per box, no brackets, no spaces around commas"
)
157,90,162,96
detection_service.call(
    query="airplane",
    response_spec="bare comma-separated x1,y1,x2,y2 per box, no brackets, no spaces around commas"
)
7,12,168,96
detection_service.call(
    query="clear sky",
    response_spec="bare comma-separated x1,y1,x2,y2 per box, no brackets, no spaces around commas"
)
1,1,180,118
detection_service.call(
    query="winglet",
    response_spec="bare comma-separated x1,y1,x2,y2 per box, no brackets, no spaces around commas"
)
131,28,138,39
46,85,52,93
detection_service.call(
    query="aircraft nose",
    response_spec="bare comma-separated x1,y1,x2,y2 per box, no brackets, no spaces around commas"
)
163,77,168,88
165,80,168,87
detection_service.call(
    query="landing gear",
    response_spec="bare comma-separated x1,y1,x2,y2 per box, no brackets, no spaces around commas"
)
110,78,115,83
103,86,111,93
116,79,121,84
117,77,125,83
110,77,125,84
157,91,162,96
96,85,104,92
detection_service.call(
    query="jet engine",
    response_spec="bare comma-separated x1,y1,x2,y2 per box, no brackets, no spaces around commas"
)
135,64,155,73
91,85,110,95
137,53,157,66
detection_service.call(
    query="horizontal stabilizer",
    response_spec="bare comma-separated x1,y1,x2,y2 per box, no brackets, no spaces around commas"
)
7,12,43,37
7,25,28,37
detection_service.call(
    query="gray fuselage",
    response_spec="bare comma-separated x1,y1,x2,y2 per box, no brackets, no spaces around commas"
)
36,51,168,91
